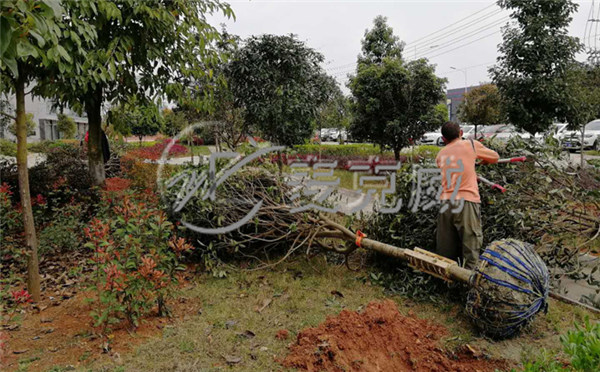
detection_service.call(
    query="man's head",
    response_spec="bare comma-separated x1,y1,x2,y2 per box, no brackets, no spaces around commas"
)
441,121,462,144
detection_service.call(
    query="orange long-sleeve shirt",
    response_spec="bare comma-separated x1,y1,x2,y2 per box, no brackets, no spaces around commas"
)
435,139,499,203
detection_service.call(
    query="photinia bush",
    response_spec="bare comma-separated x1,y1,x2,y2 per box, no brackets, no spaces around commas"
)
84,193,193,332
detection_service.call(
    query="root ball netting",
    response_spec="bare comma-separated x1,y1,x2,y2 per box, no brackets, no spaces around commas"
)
466,239,549,338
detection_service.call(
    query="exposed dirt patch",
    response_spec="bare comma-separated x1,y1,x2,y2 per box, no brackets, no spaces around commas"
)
1,279,199,371
282,299,511,372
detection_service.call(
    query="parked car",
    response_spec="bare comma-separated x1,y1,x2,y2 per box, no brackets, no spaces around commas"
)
472,124,506,141
419,125,476,146
461,125,475,140
493,125,533,142
560,119,600,151
420,128,444,146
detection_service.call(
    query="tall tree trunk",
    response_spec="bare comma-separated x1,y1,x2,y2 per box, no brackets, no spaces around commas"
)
580,125,585,168
86,87,105,186
15,67,41,302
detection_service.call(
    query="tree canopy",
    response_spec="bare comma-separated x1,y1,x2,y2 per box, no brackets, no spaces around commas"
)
458,84,502,135
491,0,581,135
57,113,76,139
108,97,163,141
349,16,446,159
0,0,83,302
358,15,404,65
227,34,335,147
40,0,234,185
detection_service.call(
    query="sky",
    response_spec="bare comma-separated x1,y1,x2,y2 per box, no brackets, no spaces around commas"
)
208,0,599,94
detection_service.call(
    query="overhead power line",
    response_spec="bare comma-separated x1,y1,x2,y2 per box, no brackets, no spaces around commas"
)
424,30,501,60
408,9,503,53
404,2,497,46
411,17,508,59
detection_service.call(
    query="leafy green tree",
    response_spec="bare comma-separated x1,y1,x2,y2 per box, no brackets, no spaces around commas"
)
42,0,234,186
108,98,163,143
193,29,245,150
457,84,502,137
563,63,600,166
227,34,332,147
491,0,581,135
8,113,36,137
349,17,446,160
358,15,404,65
318,94,352,133
162,109,189,137
56,113,76,139
427,103,450,128
0,0,84,301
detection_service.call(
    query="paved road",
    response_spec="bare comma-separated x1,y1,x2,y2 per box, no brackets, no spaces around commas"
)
0,153,47,168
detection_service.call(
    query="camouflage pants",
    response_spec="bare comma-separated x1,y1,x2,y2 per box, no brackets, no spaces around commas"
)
436,200,483,270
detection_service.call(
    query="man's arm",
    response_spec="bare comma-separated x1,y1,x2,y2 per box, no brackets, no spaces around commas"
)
474,141,499,164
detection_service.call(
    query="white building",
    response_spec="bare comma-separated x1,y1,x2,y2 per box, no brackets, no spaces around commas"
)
1,92,88,142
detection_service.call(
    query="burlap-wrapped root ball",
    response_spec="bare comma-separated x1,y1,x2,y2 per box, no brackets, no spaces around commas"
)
465,239,549,338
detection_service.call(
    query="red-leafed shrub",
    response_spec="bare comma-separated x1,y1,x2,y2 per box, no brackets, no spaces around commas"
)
128,139,188,161
85,193,194,332
104,177,132,193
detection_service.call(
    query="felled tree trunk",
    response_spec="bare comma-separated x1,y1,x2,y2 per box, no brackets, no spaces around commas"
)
15,67,40,302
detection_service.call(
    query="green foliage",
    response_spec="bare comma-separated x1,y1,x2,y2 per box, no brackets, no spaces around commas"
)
56,113,76,139
457,84,502,127
564,64,600,131
27,139,79,154
38,202,85,256
85,193,194,332
491,0,581,135
227,34,334,146
293,143,388,157
561,317,600,371
350,57,446,158
365,138,599,268
0,0,72,80
108,97,163,140
0,182,21,244
317,89,352,132
43,0,234,114
0,138,16,156
358,15,404,64
427,103,449,128
349,17,446,159
162,109,188,137
8,113,35,136
515,317,600,372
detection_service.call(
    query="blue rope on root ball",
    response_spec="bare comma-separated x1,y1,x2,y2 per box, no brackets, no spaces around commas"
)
465,239,549,339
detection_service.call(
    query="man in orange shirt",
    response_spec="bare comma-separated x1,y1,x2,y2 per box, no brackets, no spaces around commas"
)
435,122,499,269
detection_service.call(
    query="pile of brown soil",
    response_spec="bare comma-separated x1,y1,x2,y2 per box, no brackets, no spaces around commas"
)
282,300,509,372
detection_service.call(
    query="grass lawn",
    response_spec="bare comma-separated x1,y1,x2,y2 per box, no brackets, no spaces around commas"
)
83,255,598,372
584,150,600,156
185,145,211,156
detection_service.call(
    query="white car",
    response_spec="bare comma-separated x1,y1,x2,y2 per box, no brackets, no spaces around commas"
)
493,125,533,142
420,125,475,146
420,129,444,146
561,120,600,151
461,125,475,139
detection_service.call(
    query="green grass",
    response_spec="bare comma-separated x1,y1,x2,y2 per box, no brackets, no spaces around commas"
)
584,150,600,156
98,257,388,371
87,256,598,371
184,145,211,156
294,143,392,157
